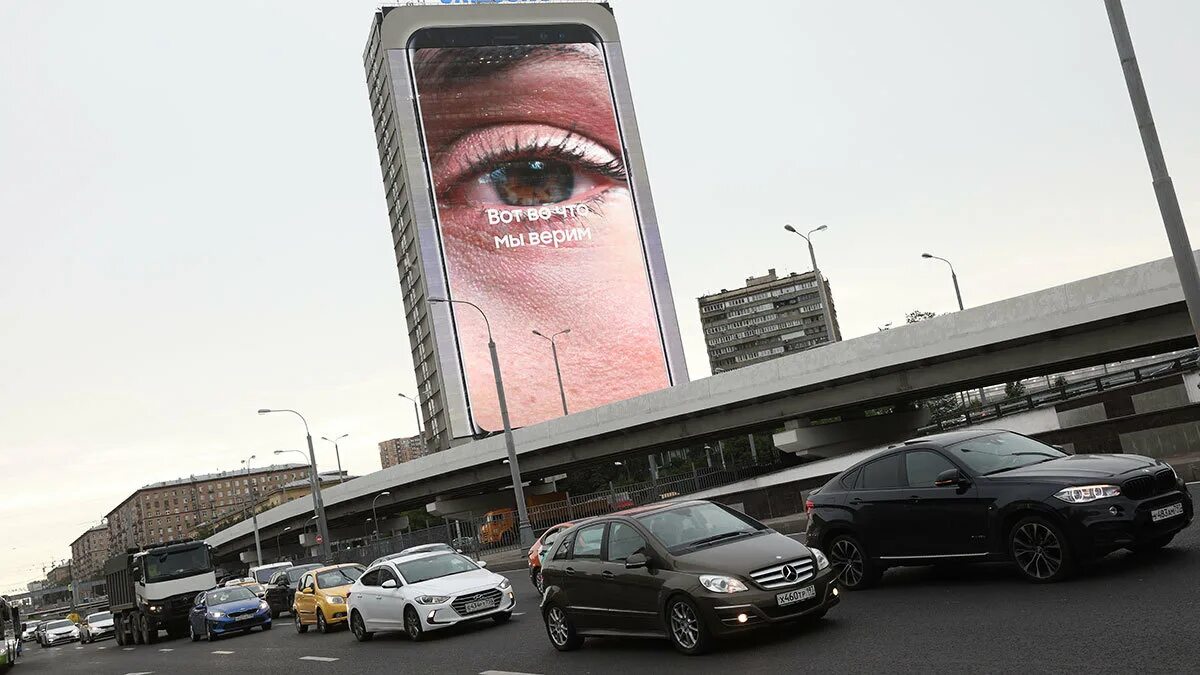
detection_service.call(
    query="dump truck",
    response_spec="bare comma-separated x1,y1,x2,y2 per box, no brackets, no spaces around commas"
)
104,540,216,645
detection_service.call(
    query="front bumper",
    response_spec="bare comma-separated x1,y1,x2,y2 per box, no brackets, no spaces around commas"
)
321,602,350,625
694,566,840,637
45,634,79,646
423,589,516,632
1061,488,1194,557
87,627,115,641
208,611,272,634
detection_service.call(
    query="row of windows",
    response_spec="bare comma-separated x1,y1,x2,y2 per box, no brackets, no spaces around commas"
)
700,281,817,313
843,450,957,490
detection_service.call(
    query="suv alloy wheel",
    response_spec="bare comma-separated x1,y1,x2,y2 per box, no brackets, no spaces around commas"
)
665,596,711,656
544,605,583,651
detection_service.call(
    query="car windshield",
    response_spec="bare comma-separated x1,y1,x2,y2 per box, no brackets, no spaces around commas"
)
317,567,363,588
637,502,764,551
946,432,1067,475
206,587,255,605
287,566,317,584
45,620,72,630
144,545,210,583
400,544,452,555
395,554,480,584
86,612,111,623
253,566,286,583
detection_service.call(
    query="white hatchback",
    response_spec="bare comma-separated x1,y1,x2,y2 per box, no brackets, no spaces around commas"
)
347,552,515,642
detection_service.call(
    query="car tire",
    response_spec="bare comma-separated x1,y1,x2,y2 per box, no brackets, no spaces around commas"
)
828,534,882,590
294,612,308,634
271,608,281,620
665,595,712,656
1009,516,1076,583
404,607,425,642
189,624,199,642
206,624,218,642
261,622,272,631
492,611,512,624
535,569,545,595
543,605,583,652
350,611,373,643
316,609,330,634
1128,533,1175,553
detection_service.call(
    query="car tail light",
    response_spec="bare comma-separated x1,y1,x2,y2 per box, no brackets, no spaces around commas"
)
805,499,815,513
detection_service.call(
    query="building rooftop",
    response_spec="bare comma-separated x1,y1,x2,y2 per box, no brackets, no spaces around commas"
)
140,463,309,490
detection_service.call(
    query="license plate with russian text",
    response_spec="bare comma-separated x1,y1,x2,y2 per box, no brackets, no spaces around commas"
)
1151,503,1184,522
776,585,816,607
465,598,497,613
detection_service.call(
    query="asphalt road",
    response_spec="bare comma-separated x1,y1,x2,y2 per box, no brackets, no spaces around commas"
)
16,486,1200,675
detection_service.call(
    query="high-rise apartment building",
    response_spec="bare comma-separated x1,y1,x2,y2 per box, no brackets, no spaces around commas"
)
70,524,110,582
379,435,426,469
698,269,841,372
104,463,310,552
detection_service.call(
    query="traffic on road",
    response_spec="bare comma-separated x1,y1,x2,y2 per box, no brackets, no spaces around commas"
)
13,486,1200,673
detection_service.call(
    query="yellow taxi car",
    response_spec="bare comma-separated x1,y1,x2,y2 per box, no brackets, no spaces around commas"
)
293,564,365,634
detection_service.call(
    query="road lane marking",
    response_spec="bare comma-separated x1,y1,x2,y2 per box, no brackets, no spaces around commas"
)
76,646,84,649
512,612,526,616
480,671,543,675
123,647,135,651
124,672,154,675
299,656,340,662
97,646,107,650
159,648,174,652
212,650,235,654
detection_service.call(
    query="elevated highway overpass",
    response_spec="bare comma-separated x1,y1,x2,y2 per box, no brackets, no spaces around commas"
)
209,253,1199,560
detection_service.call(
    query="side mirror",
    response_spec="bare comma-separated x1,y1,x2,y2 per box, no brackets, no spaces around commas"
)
476,560,488,569
625,552,650,569
933,468,969,488
301,586,314,594
381,579,397,589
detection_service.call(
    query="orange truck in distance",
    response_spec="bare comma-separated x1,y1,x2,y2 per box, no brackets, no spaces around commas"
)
478,492,568,546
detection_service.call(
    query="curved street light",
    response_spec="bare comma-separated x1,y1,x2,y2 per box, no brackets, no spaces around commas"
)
429,297,533,547
532,328,572,415
371,491,391,539
260,408,330,557
319,433,348,481
783,224,836,343
240,454,264,567
921,253,964,311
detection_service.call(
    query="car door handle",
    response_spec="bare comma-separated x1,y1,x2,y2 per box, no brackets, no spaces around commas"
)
601,571,615,580
565,567,576,576
850,497,863,504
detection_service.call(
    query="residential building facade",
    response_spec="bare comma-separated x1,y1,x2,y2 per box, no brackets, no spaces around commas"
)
70,524,110,582
379,435,426,469
104,463,310,552
698,268,842,372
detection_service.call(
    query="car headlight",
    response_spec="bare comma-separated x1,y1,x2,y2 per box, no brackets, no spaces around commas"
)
414,595,449,605
326,596,345,604
1054,485,1121,503
207,611,226,618
259,600,271,611
811,548,830,571
148,605,162,613
498,578,511,590
698,575,748,594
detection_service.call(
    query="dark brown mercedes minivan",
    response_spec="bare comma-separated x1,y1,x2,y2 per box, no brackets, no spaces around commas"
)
540,500,840,655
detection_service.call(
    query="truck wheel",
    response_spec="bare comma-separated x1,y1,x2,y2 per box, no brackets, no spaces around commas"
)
115,624,125,647
132,617,144,645
142,615,158,645
500,530,515,547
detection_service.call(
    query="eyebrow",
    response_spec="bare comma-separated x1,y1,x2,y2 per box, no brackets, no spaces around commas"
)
414,44,599,83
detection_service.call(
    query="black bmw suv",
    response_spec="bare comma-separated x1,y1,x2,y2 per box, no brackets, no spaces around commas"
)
540,500,840,655
806,430,1193,587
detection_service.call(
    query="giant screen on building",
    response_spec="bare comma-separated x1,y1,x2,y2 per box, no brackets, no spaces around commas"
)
387,4,687,437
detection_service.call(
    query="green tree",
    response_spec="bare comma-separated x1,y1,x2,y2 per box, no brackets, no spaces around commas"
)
906,310,937,324
1005,380,1027,399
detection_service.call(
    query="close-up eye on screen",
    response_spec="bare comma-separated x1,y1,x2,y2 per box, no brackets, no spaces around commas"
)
410,30,671,433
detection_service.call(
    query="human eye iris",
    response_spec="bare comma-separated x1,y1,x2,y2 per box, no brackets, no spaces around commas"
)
482,159,576,206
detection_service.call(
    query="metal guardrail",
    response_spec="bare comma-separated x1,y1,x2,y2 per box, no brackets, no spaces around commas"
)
920,352,1199,435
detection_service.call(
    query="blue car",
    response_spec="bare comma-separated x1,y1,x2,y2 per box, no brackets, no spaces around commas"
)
189,586,272,641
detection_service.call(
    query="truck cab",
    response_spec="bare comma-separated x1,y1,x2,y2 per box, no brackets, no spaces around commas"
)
108,540,217,645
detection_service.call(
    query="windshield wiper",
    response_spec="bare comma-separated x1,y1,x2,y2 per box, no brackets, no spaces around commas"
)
686,529,756,549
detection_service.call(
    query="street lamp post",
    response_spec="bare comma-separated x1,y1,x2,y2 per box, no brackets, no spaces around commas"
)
320,434,348,481
921,253,964,311
261,409,331,559
429,297,534,547
532,328,571,416
783,224,837,343
1104,0,1200,346
240,455,264,568
275,526,292,561
921,253,984,406
397,393,426,448
371,491,391,539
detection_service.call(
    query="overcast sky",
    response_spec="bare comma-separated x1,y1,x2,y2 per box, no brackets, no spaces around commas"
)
2,0,1199,592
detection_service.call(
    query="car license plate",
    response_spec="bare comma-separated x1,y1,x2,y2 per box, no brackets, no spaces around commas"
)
465,598,497,613
776,585,816,607
1151,503,1184,522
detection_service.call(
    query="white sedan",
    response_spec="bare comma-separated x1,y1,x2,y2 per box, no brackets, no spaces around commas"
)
347,552,515,642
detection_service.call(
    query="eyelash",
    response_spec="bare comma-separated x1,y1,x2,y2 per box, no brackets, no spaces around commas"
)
449,131,628,192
